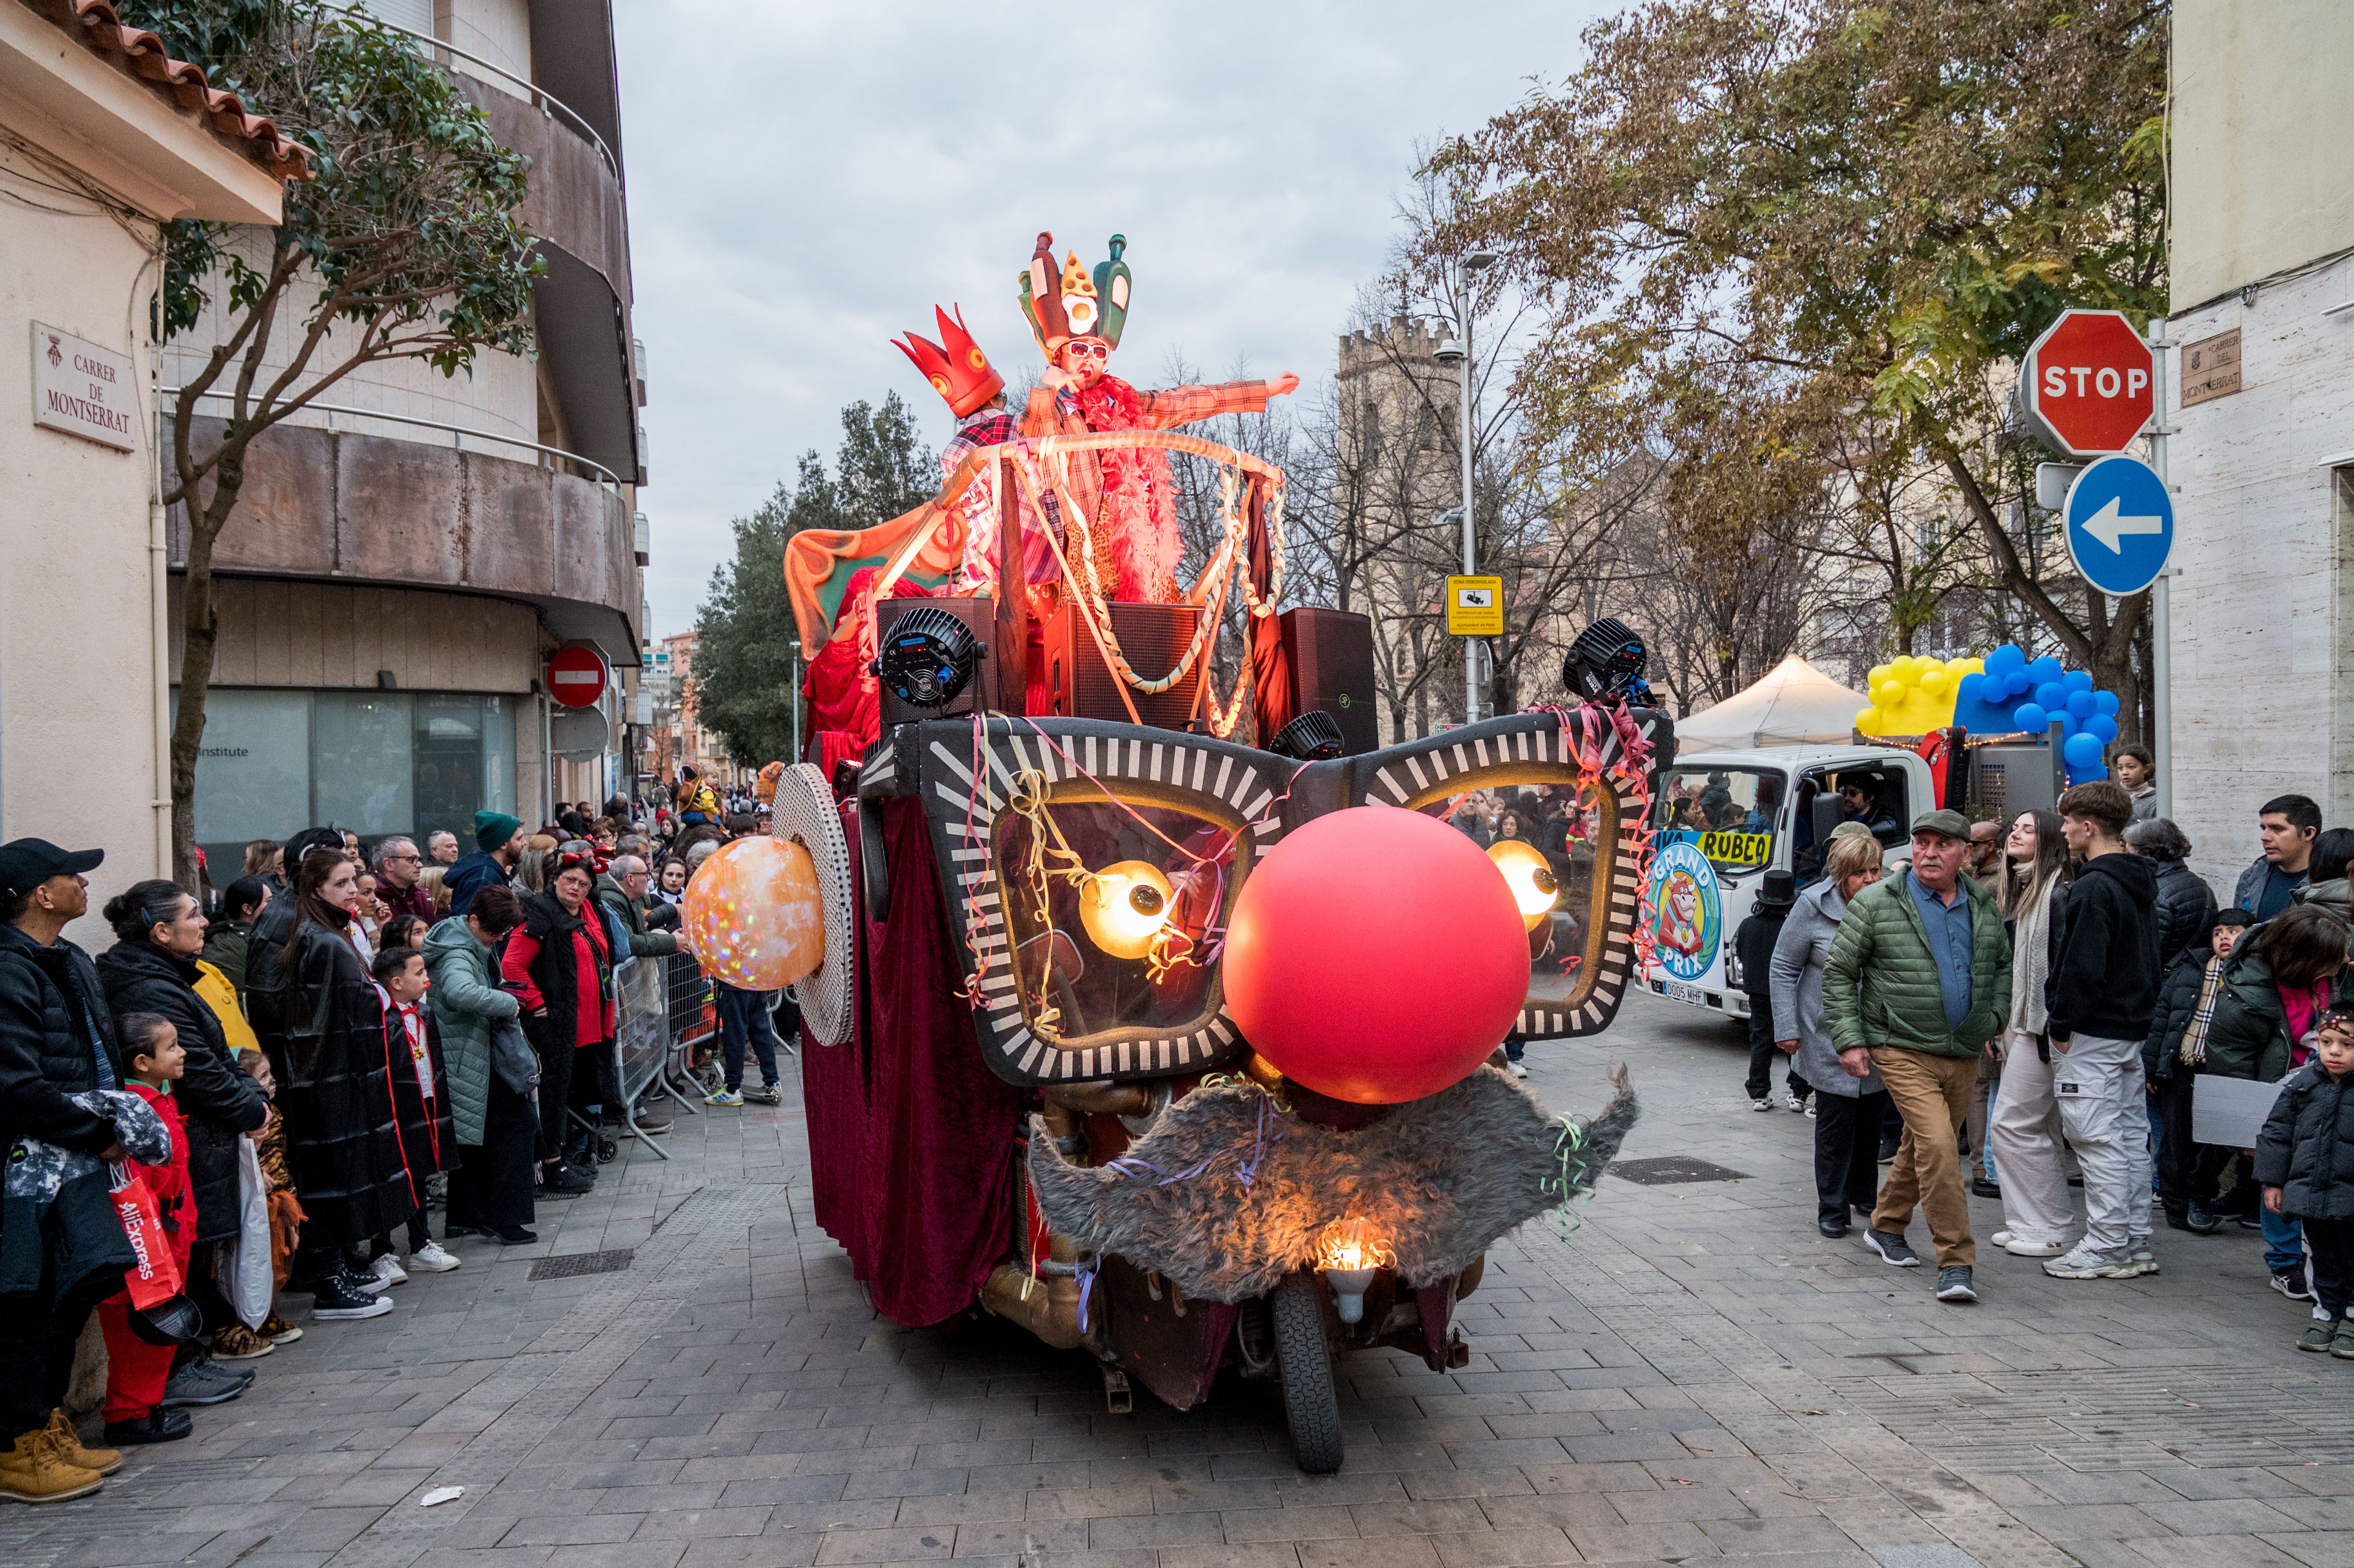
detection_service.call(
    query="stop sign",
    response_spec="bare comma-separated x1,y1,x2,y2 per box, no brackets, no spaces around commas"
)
546,644,608,709
2022,309,2154,457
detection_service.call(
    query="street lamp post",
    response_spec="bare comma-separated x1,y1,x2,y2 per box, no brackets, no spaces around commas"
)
1433,251,1499,725
789,639,803,765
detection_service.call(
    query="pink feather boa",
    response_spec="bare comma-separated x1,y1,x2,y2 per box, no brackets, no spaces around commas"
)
1072,375,1181,603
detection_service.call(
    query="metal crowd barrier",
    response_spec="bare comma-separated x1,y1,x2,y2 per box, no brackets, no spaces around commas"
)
561,947,718,1164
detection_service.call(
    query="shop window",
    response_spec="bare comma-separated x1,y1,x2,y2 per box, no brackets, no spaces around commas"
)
189,690,309,850
314,694,415,838
188,689,516,872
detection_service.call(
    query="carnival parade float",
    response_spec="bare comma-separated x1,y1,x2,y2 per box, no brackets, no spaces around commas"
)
704,232,1673,1472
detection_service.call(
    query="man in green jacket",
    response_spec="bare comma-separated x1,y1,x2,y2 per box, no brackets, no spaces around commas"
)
1824,809,2013,1303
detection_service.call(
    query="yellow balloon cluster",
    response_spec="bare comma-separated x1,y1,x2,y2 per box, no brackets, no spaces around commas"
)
1854,654,1985,738
681,837,826,991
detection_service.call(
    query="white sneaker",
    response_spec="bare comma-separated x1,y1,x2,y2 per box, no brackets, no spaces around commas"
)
2044,1245,2129,1278
1509,1063,1528,1079
407,1240,461,1274
1805,1101,1817,1119
370,1255,409,1288
2116,1237,2157,1277
1785,1089,1806,1112
2004,1237,2068,1259
1991,1231,2011,1248
1751,1097,1774,1112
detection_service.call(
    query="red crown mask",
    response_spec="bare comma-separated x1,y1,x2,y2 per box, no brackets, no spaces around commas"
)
893,304,1004,419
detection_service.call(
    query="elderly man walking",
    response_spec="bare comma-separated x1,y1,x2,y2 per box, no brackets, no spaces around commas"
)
1824,809,2013,1303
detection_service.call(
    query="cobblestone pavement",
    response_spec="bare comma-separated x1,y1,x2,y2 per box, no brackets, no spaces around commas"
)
8,994,2350,1568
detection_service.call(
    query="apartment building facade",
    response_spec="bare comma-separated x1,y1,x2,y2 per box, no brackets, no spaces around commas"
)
165,0,651,868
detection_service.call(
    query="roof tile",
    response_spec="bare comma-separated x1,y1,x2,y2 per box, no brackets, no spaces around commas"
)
36,0,313,180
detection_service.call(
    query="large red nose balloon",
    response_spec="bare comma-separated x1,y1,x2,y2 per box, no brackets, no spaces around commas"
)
1223,806,1528,1104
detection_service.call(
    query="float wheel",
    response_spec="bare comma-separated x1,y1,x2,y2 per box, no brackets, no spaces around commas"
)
1270,1272,1343,1474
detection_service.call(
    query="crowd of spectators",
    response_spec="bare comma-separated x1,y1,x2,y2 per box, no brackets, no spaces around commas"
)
1729,784,2352,1341
0,778,787,1501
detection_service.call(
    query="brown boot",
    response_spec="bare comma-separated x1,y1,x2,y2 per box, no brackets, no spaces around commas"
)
0,1428,102,1504
46,1409,121,1476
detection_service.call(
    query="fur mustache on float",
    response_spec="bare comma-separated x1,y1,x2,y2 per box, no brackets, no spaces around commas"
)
1025,1063,1639,1303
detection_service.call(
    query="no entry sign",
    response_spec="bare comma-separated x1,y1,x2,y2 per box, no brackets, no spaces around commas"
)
546,644,609,709
2022,309,2155,457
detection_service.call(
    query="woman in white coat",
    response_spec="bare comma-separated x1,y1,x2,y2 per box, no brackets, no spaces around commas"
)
1984,809,2075,1258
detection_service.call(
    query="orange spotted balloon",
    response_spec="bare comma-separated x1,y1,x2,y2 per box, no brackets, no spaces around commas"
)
680,837,825,990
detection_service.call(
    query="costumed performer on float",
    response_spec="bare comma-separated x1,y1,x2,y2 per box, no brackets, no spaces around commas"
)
892,305,1051,602
1015,232,1298,606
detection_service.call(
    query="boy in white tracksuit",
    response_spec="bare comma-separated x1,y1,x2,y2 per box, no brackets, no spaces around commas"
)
2042,779,2166,1279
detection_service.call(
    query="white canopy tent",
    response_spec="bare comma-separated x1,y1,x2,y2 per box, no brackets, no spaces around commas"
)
1672,655,1868,750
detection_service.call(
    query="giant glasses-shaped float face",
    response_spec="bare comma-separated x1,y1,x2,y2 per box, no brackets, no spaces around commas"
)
875,709,1667,1088
993,781,1252,1053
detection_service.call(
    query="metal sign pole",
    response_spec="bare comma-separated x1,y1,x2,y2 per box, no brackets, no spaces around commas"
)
790,639,803,765
1458,286,1478,727
2147,322,2172,820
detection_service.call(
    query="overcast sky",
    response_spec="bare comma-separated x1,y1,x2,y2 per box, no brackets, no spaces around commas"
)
613,1,1608,639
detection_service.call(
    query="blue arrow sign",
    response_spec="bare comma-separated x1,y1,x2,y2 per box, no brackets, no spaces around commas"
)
2063,454,2174,597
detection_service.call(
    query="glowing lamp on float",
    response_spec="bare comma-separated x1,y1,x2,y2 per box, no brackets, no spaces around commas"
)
1315,1217,1394,1325
1486,839,1559,932
1223,806,1529,1105
681,836,826,991
1078,860,1174,960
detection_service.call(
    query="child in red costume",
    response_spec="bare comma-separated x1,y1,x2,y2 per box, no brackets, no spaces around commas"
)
96,1014,196,1445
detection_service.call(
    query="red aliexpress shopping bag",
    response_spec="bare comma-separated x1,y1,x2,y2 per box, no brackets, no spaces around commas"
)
110,1166,184,1310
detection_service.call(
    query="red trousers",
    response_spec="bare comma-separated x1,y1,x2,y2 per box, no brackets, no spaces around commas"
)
98,1228,194,1422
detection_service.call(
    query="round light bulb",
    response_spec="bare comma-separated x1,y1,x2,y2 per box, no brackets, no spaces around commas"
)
1078,859,1175,960
1486,839,1559,932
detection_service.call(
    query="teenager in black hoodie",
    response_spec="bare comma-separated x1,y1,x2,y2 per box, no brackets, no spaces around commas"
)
2041,779,2164,1280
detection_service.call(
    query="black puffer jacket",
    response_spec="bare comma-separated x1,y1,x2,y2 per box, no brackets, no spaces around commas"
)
95,940,269,1244
2199,937,2332,1084
0,924,125,1156
243,913,415,1248
2255,1062,2354,1220
2045,851,2163,1043
2140,950,2218,1083
2149,858,2219,973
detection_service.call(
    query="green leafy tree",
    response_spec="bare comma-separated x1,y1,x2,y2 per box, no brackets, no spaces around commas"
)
1429,0,2167,730
125,0,541,885
693,397,934,765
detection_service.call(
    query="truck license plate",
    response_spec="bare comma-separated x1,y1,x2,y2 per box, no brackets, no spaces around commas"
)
1660,979,1706,1005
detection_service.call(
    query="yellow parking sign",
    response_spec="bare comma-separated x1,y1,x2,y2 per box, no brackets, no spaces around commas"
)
1446,575,1504,636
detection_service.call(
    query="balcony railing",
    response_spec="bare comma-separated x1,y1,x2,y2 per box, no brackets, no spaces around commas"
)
327,6,619,180
161,388,624,493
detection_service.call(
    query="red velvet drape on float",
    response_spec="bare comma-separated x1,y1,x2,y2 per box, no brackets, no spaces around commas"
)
801,796,1023,1326
1245,475,1293,745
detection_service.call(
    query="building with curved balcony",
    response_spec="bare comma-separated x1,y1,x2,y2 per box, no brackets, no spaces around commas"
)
3,0,304,938
162,0,651,868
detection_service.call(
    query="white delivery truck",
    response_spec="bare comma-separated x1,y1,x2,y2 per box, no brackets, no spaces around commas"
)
1638,743,1943,1022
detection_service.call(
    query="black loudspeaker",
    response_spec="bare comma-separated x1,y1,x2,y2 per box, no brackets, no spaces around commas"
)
1278,607,1378,756
1044,602,1205,731
877,596,999,726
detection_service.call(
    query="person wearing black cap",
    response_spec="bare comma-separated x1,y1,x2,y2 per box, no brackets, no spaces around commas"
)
0,837,138,1500
1735,870,1803,1112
